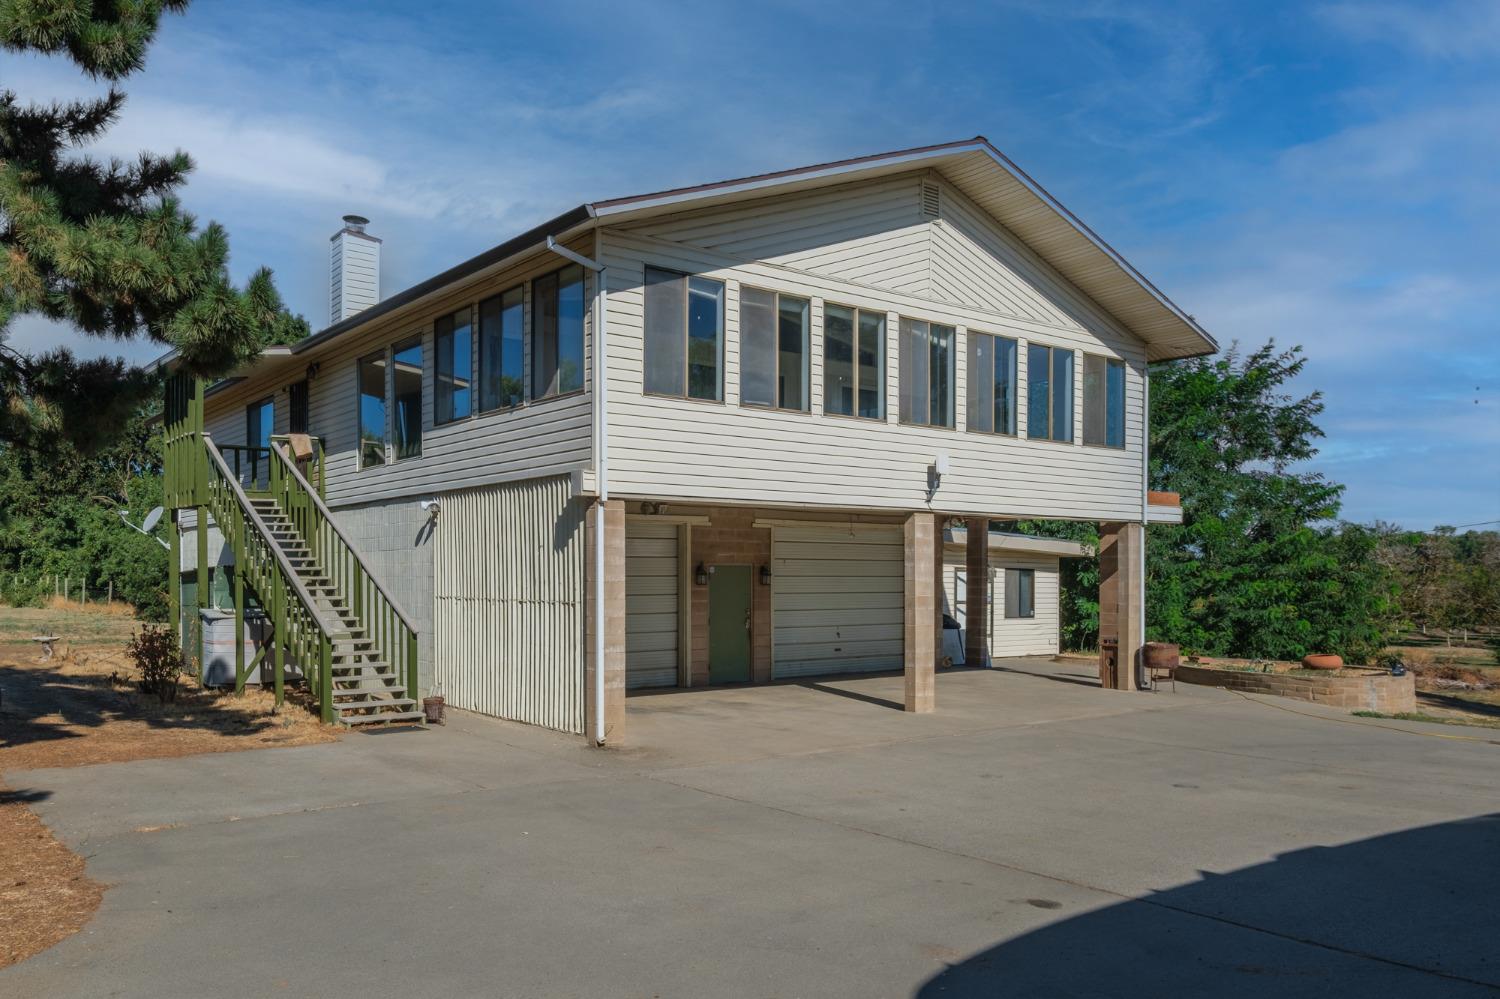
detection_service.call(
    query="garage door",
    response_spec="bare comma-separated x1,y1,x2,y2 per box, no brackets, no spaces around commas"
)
771,525,904,678
626,520,679,689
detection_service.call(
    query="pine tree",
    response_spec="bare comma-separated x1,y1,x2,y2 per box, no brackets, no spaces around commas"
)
0,0,308,451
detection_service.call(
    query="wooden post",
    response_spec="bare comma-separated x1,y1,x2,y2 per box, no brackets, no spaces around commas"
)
233,523,246,694
319,636,333,724
169,512,181,643
272,577,286,707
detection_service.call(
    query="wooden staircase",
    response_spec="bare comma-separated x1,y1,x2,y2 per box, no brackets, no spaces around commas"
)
164,372,423,729
250,498,423,726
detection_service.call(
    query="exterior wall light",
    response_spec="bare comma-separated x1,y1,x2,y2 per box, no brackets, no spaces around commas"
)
759,565,772,586
695,562,709,586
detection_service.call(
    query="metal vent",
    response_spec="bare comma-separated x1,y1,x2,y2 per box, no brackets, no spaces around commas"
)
921,181,941,217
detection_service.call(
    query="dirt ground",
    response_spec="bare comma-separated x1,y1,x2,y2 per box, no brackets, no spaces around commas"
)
0,603,338,969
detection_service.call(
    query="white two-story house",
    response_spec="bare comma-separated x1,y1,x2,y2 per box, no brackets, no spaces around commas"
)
163,137,1209,744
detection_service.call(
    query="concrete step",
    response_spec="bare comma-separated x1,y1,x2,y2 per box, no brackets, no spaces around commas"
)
333,692,416,707
339,710,425,727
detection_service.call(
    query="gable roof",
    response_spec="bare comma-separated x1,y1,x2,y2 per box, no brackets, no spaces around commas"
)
165,136,1215,377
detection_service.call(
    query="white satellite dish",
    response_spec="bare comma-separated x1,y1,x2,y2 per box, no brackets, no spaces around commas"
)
141,506,164,534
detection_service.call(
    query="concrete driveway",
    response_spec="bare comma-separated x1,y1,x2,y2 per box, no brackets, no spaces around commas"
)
3,660,1497,998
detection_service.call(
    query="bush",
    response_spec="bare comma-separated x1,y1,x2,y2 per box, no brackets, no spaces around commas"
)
128,625,187,703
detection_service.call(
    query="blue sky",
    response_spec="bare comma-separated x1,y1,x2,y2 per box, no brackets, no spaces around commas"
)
9,0,1498,529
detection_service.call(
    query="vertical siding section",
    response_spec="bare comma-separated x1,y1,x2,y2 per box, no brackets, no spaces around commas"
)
433,475,585,733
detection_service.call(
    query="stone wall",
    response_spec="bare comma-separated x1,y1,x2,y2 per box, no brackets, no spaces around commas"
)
1176,665,1417,714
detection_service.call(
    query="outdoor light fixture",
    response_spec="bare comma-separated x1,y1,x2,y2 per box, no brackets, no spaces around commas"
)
305,362,321,380
419,498,441,520
695,562,709,586
759,565,772,586
927,452,950,500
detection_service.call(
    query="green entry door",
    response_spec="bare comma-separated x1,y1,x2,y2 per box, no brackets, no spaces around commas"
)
708,565,752,684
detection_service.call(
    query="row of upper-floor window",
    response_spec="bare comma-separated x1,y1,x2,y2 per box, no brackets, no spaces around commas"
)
641,266,1128,449
346,261,1127,469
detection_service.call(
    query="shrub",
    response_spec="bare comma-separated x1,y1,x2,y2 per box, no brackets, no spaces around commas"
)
128,625,187,704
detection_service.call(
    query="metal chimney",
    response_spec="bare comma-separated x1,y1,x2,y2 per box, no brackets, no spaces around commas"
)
330,214,381,324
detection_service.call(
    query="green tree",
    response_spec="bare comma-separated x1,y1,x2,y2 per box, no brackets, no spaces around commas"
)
1024,342,1401,662
1,0,307,451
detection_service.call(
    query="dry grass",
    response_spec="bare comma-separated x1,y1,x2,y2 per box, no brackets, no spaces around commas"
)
0,604,339,968
0,783,104,970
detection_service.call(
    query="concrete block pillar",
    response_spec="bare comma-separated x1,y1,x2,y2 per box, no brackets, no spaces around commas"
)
964,518,990,667
585,498,627,745
1098,521,1144,691
904,512,941,713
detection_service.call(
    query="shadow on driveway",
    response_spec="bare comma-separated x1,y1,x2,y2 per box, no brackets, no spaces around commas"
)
918,813,1500,997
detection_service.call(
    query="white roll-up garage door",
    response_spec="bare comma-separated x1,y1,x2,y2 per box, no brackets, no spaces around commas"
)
771,525,904,678
626,520,679,689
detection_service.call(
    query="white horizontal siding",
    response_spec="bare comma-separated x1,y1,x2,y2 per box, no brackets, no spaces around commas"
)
944,550,1060,659
200,236,595,509
600,227,1147,521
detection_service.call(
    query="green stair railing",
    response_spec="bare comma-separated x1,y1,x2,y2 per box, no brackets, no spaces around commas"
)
267,436,420,711
202,433,346,722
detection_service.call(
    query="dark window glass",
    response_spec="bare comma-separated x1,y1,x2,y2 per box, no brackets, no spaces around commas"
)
902,318,954,428
740,286,776,407
357,352,386,468
644,267,687,396
288,380,309,435
1084,354,1126,448
1005,568,1035,619
686,277,723,401
857,310,885,419
246,396,274,450
392,338,422,460
1027,344,1073,442
823,304,855,417
533,264,585,399
479,286,524,411
967,333,1018,436
995,336,1017,435
434,307,472,425
777,294,809,411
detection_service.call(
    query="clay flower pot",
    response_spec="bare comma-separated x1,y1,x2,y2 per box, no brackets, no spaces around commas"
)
1301,654,1343,671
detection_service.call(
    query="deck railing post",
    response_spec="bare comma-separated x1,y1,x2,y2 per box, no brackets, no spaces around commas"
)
407,629,419,704
233,511,246,694
319,636,333,725
272,573,286,707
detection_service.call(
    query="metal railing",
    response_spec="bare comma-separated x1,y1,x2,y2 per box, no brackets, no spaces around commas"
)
268,435,419,709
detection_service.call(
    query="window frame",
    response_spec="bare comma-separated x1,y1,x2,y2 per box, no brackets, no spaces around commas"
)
1082,352,1127,449
531,263,587,401
478,284,526,414
389,335,424,463
433,305,473,427
898,317,956,429
641,265,725,403
356,350,388,470
965,331,1019,437
1005,567,1036,619
245,395,274,450
1025,343,1075,444
739,284,810,413
822,302,886,421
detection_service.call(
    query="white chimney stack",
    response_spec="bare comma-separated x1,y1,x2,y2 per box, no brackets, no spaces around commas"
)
330,214,381,324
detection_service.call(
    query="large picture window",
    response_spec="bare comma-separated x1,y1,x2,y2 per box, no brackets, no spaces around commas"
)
1026,344,1074,442
740,287,809,411
357,352,387,468
824,304,884,420
898,318,955,428
479,286,524,411
643,266,724,401
966,332,1018,435
391,337,423,460
1005,568,1035,619
1083,354,1126,448
434,306,472,425
533,265,585,399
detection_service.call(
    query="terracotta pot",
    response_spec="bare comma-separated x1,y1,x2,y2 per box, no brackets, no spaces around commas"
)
1143,643,1180,670
1301,654,1344,671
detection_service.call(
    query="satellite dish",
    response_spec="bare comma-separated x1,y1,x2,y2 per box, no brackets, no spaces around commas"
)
141,507,164,534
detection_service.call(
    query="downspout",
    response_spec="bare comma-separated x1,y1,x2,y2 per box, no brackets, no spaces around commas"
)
546,235,608,745
1139,368,1150,690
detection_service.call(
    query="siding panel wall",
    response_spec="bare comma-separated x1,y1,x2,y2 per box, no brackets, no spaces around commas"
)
433,475,585,733
943,551,1061,659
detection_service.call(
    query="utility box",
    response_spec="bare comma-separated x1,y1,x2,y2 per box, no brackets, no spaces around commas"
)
199,609,272,687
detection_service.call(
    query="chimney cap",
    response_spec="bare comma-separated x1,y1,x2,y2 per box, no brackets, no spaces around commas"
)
341,214,370,230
